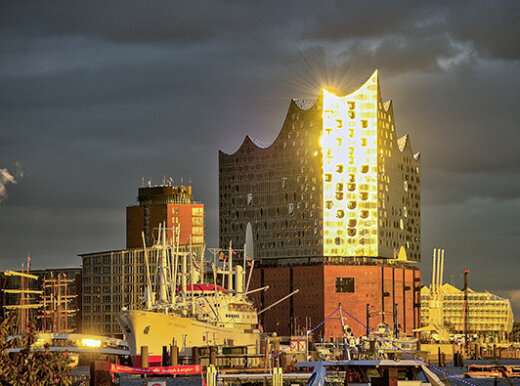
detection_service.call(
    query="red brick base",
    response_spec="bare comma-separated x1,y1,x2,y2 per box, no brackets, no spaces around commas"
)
250,263,421,339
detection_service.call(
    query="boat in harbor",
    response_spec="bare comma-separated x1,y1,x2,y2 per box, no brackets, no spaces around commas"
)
116,224,267,366
464,364,507,379
505,365,520,378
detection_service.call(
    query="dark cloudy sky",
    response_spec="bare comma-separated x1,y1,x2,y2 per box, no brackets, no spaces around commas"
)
1,1,519,313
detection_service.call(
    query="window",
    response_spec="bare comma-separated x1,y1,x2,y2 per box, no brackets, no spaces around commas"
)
192,236,204,244
192,207,204,216
336,277,355,293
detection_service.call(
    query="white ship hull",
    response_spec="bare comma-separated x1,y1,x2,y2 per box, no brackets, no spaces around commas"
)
117,309,261,366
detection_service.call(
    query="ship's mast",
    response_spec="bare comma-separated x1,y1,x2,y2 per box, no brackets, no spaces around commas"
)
190,236,195,315
227,241,233,292
158,223,168,303
172,225,180,305
142,232,153,309
3,269,42,334
181,252,187,306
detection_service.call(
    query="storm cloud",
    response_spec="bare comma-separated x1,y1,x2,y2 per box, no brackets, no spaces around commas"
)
1,1,519,314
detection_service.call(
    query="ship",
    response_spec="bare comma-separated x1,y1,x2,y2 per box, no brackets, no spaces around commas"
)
116,224,270,366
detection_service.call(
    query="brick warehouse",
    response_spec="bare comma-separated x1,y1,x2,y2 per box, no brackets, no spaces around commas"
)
219,70,422,338
249,263,420,339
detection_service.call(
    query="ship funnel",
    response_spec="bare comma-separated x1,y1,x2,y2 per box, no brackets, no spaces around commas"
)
235,265,244,293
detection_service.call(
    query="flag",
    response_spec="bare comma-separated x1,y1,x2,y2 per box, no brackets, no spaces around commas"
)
232,250,237,255
219,252,227,261
246,255,254,267
27,253,31,262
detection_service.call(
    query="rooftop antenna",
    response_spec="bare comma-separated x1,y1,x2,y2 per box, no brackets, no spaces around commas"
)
141,177,145,187
162,175,166,186
181,177,184,186
168,177,173,186
147,178,152,187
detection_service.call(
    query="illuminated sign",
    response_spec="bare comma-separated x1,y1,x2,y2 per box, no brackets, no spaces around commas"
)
81,338,102,348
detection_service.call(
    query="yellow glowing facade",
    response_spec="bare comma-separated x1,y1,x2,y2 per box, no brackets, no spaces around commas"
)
421,284,514,342
322,71,420,259
219,70,420,261
322,76,379,256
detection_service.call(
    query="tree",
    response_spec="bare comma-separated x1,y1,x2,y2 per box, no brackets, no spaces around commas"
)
0,312,72,385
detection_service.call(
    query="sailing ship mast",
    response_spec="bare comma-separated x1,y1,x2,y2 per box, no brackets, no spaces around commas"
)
3,262,42,334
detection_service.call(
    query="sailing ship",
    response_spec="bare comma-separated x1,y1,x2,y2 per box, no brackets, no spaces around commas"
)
116,224,267,366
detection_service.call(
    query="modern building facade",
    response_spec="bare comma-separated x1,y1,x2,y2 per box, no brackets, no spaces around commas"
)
127,185,204,248
219,70,420,262
219,71,422,338
82,185,205,337
421,284,514,343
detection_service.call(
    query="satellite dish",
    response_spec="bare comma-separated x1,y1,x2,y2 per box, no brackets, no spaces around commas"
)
245,222,254,259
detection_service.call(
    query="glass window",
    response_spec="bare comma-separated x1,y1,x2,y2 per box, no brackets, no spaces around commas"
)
336,277,355,293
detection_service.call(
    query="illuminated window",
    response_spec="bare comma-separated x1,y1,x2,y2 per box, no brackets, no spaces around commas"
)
347,201,357,210
336,210,345,218
336,165,344,173
247,193,253,205
360,165,369,173
325,174,332,182
192,207,204,216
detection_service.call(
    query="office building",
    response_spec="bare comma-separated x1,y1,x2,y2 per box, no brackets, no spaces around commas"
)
219,70,420,262
81,185,204,337
421,284,513,343
127,185,204,248
219,71,422,337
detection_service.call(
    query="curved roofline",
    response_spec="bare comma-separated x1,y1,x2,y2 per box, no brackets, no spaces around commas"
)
220,96,321,157
396,134,420,161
